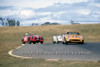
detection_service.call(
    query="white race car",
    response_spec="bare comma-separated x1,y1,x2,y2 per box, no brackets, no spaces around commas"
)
53,36,58,43
52,35,63,44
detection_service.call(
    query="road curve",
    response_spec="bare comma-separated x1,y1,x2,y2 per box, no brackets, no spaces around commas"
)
11,42,100,61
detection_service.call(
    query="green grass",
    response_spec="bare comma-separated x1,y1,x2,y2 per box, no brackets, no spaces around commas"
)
0,24,100,67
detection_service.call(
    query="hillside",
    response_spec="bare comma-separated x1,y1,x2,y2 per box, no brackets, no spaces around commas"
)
0,24,100,67
0,24,100,43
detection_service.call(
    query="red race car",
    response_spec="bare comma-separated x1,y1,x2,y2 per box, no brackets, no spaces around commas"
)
22,35,44,44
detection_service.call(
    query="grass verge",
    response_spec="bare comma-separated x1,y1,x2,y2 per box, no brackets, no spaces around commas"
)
0,24,100,67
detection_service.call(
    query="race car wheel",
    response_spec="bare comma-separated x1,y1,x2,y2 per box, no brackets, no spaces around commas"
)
22,40,25,44
28,38,31,44
81,40,84,44
80,41,84,44
29,41,31,44
62,42,64,44
81,42,84,44
33,42,36,44
53,41,56,44
78,40,84,44
64,38,68,45
57,41,59,44
41,42,43,44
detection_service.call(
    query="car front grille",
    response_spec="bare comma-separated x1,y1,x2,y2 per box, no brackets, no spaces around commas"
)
35,38,39,39
70,39,80,41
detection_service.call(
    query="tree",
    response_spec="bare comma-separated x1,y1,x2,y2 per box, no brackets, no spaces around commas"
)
41,22,60,25
7,18,19,26
0,18,20,26
51,23,60,25
41,22,51,25
0,18,4,26
44,22,51,25
16,20,20,26
32,23,38,26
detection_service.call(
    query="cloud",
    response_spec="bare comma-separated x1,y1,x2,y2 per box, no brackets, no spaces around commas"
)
0,9,19,17
94,3,100,7
53,11,66,18
58,0,88,4
93,14,99,18
0,0,53,9
92,11,100,18
19,10,35,19
37,12,51,16
76,9,91,15
0,6,13,10
94,0,100,3
37,11,66,18
33,16,67,24
0,0,100,26
95,11,100,14
0,0,88,9
21,20,34,26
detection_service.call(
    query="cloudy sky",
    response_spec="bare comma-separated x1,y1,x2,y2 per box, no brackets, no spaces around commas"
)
0,0,100,26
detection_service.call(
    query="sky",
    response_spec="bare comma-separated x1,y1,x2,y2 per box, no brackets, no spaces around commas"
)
0,0,100,26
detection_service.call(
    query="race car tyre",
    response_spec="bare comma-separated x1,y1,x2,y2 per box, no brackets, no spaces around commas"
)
41,42,43,44
82,40,84,44
78,40,84,44
33,42,36,44
81,40,84,44
57,41,59,44
22,40,25,44
29,41,31,44
53,41,56,44
81,42,84,44
62,42,64,44
28,38,31,44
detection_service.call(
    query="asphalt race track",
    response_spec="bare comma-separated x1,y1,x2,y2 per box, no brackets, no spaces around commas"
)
12,42,100,61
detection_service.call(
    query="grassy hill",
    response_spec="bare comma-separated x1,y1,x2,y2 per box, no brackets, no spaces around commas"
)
0,24,100,67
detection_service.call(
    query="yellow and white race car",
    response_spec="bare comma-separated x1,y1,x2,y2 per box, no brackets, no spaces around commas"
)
62,31,84,44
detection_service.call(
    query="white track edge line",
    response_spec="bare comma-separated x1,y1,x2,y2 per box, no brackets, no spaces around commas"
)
8,44,59,61
8,44,32,59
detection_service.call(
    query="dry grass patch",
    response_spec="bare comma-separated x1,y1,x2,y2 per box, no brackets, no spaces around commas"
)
0,24,100,67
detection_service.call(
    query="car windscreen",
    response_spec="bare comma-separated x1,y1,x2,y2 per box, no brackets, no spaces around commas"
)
67,32,80,35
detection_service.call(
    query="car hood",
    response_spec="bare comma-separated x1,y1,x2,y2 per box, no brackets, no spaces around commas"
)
66,35,83,38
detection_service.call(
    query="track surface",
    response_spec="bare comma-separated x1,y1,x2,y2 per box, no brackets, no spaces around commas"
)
12,43,100,61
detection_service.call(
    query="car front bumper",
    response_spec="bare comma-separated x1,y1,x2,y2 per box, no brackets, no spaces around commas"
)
67,38,83,43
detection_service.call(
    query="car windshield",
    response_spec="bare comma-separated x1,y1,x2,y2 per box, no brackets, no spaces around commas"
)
67,32,80,35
